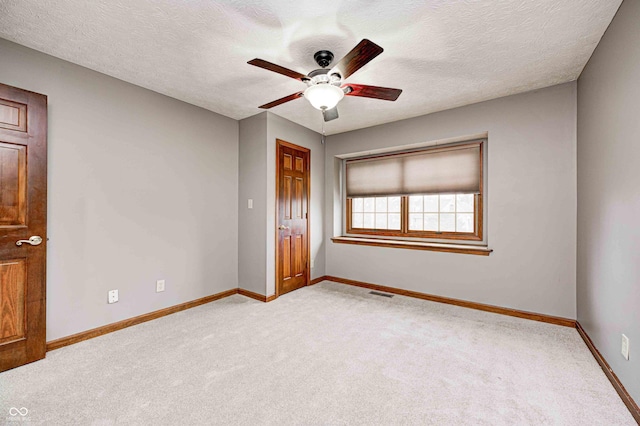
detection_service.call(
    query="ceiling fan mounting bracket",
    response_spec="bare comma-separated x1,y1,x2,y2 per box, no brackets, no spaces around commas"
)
314,50,334,68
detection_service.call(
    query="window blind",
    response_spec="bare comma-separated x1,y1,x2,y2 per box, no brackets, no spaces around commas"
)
346,142,481,197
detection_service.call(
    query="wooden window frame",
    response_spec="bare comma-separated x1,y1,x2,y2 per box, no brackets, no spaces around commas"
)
345,141,484,242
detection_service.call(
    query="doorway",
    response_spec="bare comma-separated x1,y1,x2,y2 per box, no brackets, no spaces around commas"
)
275,139,310,297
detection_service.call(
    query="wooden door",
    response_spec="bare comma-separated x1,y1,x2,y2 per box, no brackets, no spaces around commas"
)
0,83,47,372
276,140,310,296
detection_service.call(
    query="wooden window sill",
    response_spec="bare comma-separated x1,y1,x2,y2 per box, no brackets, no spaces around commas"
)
331,236,493,256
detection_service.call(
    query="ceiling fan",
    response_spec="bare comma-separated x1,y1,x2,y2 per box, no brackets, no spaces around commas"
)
248,39,402,122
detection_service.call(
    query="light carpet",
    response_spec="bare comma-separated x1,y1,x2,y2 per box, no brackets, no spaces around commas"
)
0,281,635,425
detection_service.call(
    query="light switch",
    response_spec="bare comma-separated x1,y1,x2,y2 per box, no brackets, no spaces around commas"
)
248,199,253,209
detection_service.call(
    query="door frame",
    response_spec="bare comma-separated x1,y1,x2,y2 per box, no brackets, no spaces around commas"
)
274,139,311,298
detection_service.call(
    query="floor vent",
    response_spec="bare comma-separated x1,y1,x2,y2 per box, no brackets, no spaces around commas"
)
369,291,394,298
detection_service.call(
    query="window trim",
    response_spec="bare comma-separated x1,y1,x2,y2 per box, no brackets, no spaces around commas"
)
344,140,484,242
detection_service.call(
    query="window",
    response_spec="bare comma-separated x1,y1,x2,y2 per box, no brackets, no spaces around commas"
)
345,140,484,241
350,196,402,230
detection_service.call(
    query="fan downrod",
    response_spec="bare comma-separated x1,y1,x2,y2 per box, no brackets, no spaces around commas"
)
314,50,334,68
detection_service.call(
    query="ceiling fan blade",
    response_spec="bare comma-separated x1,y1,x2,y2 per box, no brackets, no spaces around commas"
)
323,106,339,122
258,91,305,109
330,39,384,80
343,84,402,101
248,59,307,81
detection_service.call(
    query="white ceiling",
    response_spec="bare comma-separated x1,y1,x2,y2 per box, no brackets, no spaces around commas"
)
0,0,621,135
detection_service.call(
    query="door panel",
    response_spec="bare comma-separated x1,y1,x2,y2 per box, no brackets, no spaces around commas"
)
0,142,27,226
276,140,310,296
0,259,26,345
0,83,47,372
295,178,303,219
284,176,292,220
283,236,291,280
0,98,27,132
294,235,303,277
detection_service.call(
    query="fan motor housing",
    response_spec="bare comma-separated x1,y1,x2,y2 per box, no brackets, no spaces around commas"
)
307,68,341,86
308,69,329,78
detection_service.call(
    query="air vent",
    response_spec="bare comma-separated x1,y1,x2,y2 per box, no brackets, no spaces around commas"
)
369,291,394,298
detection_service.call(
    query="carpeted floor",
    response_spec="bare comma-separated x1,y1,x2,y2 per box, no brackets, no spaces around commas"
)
0,281,635,425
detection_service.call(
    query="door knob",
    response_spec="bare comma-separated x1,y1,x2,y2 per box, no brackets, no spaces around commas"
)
278,225,290,230
16,236,43,246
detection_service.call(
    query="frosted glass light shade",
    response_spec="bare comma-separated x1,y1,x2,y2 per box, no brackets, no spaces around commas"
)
304,84,344,110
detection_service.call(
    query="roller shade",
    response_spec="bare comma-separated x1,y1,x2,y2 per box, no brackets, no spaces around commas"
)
346,142,481,197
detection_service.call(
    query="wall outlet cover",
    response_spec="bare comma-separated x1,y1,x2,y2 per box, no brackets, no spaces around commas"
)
108,289,118,304
621,334,630,360
156,279,165,293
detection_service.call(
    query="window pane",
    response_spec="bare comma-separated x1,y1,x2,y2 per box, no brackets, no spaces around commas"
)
409,213,423,230
457,213,474,232
409,195,423,212
352,198,364,212
388,213,401,230
424,195,439,212
375,213,387,229
352,213,363,228
363,213,374,228
424,214,439,231
375,197,387,212
440,213,455,231
440,194,455,212
363,197,375,212
456,194,474,213
388,196,401,213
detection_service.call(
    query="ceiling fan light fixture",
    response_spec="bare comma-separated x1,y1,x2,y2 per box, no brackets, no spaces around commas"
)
303,84,344,110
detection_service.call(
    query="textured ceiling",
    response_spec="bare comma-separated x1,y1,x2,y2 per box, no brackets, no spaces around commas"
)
0,0,621,135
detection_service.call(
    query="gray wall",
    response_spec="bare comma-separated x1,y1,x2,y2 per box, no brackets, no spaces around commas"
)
0,39,239,341
238,113,268,295
325,83,577,319
238,112,325,296
577,0,640,403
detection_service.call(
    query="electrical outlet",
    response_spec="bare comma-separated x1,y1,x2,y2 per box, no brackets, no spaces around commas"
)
621,334,630,360
156,279,165,293
108,289,118,304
